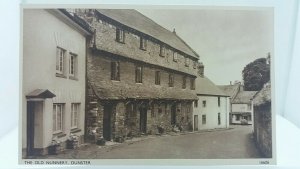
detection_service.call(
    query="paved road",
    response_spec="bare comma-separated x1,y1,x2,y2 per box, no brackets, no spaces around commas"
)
45,125,262,159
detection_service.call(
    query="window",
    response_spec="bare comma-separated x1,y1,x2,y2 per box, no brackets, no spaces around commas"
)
247,103,252,110
202,115,206,124
182,76,186,89
116,28,125,43
218,97,221,107
193,61,197,69
111,61,120,81
218,113,221,125
71,103,80,128
160,45,165,57
202,100,206,107
56,47,66,75
69,53,77,78
135,66,143,83
173,52,178,62
185,57,190,67
155,71,161,85
140,37,147,50
169,74,174,87
236,115,240,121
53,104,65,133
190,78,195,90
194,100,198,107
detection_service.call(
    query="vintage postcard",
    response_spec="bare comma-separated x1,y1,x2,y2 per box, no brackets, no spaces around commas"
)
20,4,275,165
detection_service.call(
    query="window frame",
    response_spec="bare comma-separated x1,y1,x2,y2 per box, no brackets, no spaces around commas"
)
194,100,198,107
169,74,174,87
135,65,143,83
71,103,80,128
182,76,186,89
218,113,221,125
56,47,66,75
218,97,221,107
185,57,190,67
202,114,206,125
53,103,65,133
69,52,78,79
111,61,120,81
202,100,206,107
155,71,161,85
173,51,178,62
190,78,195,90
116,28,125,43
140,36,147,50
160,45,165,57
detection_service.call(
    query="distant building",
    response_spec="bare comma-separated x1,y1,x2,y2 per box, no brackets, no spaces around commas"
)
75,9,200,141
22,9,92,157
218,83,257,125
253,82,272,158
193,66,230,130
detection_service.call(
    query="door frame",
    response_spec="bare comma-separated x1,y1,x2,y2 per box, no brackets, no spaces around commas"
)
139,107,147,134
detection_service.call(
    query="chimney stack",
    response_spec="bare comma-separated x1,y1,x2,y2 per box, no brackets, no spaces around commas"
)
197,62,204,77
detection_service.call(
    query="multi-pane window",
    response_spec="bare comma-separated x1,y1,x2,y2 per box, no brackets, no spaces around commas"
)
173,52,178,62
56,47,65,74
71,103,80,128
140,37,147,50
111,61,120,81
155,71,161,85
69,53,77,78
190,78,195,90
116,28,125,43
169,74,174,87
135,66,143,83
218,113,221,125
182,76,186,89
160,45,165,57
202,115,206,125
53,104,65,133
202,100,206,107
194,100,198,107
185,57,190,67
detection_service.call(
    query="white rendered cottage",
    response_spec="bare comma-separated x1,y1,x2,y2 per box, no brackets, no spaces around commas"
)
22,9,92,157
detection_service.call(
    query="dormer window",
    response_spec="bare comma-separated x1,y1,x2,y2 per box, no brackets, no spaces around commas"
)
140,37,147,50
116,28,125,43
173,52,178,62
160,45,165,57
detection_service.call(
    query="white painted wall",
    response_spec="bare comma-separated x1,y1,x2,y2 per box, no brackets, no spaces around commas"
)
193,96,229,130
22,9,86,149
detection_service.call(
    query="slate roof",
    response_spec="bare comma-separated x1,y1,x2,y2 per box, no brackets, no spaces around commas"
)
231,91,257,104
89,80,197,101
218,84,240,98
196,76,229,97
95,9,199,59
253,82,271,106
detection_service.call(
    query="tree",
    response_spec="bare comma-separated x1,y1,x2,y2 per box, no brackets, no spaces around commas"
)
242,57,270,91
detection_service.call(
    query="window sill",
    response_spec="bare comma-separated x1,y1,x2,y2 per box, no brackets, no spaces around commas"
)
159,54,165,57
69,76,78,81
111,79,120,82
56,73,67,78
115,40,125,44
70,128,82,133
53,132,66,138
140,48,147,51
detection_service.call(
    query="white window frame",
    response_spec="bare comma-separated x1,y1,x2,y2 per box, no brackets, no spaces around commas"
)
56,47,66,75
53,103,65,133
69,53,77,78
160,45,165,57
71,103,80,128
116,28,125,43
140,37,147,50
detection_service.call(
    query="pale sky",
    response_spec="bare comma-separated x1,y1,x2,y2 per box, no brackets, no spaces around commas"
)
137,8,273,85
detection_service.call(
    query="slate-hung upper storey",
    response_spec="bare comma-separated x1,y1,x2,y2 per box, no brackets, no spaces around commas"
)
91,9,200,77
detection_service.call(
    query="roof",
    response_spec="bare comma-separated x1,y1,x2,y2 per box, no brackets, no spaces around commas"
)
196,76,229,97
231,91,257,104
253,82,271,106
218,84,240,98
89,80,197,100
95,9,199,59
26,89,56,99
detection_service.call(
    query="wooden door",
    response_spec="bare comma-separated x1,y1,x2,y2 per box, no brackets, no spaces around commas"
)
103,105,112,141
139,108,147,134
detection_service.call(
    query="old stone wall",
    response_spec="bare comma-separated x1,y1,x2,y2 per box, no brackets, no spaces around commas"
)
253,103,272,158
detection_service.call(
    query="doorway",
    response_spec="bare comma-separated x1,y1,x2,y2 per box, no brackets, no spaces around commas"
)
103,105,113,141
194,115,198,131
139,107,147,134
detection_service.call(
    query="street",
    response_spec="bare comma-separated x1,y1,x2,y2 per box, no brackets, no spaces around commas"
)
45,125,262,159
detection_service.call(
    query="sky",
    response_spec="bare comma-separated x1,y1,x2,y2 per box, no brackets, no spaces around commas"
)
137,8,273,85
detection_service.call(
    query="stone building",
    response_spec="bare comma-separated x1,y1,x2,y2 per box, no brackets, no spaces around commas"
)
253,82,272,158
75,9,200,141
22,9,92,157
193,67,230,131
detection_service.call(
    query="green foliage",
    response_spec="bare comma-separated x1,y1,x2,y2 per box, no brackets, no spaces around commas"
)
242,58,270,91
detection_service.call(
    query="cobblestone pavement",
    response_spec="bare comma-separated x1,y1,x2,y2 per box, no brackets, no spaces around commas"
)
39,125,261,159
